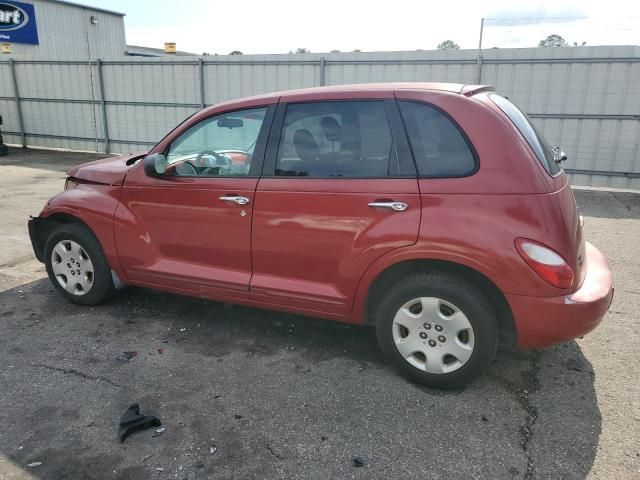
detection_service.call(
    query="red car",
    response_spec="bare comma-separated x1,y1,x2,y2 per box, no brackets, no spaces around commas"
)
28,83,613,388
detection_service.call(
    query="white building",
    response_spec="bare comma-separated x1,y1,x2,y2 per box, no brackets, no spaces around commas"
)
0,0,126,59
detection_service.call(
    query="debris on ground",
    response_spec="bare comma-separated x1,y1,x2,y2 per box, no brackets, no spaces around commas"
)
118,403,162,443
27,462,42,468
179,328,186,332
209,446,217,454
352,457,365,468
155,467,164,472
481,415,488,422
116,351,138,363
152,427,166,438
157,348,164,354
141,453,154,463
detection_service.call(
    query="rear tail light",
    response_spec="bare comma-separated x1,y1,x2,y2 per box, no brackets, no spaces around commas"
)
515,238,574,289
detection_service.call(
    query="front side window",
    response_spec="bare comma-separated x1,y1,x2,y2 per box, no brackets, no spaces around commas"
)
489,94,561,175
398,101,477,177
275,101,398,177
166,107,268,176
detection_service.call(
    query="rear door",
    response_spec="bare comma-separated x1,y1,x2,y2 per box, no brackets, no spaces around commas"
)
250,98,420,315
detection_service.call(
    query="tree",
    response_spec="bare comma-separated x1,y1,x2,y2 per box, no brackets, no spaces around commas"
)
293,48,310,54
538,34,568,47
229,50,243,55
437,40,460,50
352,49,361,53
329,49,340,53
573,41,587,47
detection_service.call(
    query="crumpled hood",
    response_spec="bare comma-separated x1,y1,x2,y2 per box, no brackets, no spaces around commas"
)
66,153,146,185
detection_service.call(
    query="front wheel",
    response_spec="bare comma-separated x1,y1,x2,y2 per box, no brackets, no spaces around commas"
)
44,223,114,305
375,272,498,389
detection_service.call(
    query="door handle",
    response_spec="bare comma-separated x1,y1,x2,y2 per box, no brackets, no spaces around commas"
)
219,195,250,205
368,201,408,211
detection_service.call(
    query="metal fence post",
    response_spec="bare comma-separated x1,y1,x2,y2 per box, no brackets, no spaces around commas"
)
476,55,483,84
96,59,110,154
198,58,205,108
319,57,326,86
9,58,26,148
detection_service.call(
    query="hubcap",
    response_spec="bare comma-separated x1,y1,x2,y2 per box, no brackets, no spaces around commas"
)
50,240,94,296
392,297,475,374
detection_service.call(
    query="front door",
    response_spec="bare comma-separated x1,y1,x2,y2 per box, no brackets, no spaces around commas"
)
251,99,420,315
115,106,273,300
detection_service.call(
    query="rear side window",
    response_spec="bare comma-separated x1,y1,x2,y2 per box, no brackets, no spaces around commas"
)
275,101,399,177
398,101,476,177
489,94,561,176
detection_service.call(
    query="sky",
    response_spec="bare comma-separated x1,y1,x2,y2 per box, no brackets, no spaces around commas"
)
83,0,639,54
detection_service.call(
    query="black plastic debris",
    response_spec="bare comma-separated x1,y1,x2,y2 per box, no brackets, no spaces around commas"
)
118,403,161,443
352,457,365,468
116,351,138,363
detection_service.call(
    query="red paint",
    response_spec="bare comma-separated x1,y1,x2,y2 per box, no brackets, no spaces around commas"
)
32,83,613,349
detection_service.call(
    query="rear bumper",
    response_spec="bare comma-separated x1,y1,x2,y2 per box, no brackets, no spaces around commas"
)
507,241,613,349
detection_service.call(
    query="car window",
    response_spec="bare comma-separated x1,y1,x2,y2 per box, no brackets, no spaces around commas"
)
489,94,561,176
275,101,399,177
166,107,267,176
398,101,477,177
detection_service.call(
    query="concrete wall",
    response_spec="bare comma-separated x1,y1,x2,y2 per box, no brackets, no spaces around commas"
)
3,0,126,59
0,45,639,188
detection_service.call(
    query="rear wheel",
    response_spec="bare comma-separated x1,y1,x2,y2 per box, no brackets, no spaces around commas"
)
44,223,114,305
375,272,498,389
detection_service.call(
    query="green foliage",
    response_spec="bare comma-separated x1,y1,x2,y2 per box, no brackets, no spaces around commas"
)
538,34,568,47
437,40,460,50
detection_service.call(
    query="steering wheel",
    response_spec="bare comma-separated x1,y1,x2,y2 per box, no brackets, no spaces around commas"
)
196,150,230,168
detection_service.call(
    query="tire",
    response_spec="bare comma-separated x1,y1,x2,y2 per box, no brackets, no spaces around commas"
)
44,223,114,306
375,272,498,389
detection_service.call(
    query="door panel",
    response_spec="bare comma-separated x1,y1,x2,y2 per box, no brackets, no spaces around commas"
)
114,105,274,300
251,178,420,313
115,172,257,299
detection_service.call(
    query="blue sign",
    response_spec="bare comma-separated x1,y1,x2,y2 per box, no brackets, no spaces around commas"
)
0,1,38,45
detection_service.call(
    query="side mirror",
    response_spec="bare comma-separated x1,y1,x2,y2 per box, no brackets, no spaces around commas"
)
143,153,168,176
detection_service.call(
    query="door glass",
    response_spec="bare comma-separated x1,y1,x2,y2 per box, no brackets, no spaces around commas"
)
166,107,268,176
275,101,398,177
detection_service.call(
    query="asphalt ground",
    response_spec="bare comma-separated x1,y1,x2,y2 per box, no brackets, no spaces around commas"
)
0,147,638,479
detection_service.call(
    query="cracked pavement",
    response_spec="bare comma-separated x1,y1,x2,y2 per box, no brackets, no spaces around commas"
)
0,148,639,479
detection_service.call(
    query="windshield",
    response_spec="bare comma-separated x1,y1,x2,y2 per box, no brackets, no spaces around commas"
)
490,94,561,176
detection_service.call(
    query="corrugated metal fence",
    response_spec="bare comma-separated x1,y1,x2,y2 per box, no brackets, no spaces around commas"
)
1,45,639,188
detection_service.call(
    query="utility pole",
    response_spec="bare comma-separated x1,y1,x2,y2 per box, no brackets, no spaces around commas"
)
476,17,484,84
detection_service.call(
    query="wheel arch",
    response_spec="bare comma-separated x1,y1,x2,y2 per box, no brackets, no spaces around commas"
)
363,258,516,340
30,212,95,262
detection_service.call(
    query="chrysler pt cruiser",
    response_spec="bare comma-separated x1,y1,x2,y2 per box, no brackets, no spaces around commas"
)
28,83,613,388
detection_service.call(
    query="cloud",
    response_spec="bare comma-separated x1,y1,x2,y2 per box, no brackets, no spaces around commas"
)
485,3,588,26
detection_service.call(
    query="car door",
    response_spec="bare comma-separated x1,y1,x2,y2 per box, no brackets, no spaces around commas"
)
115,105,274,301
250,98,420,315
